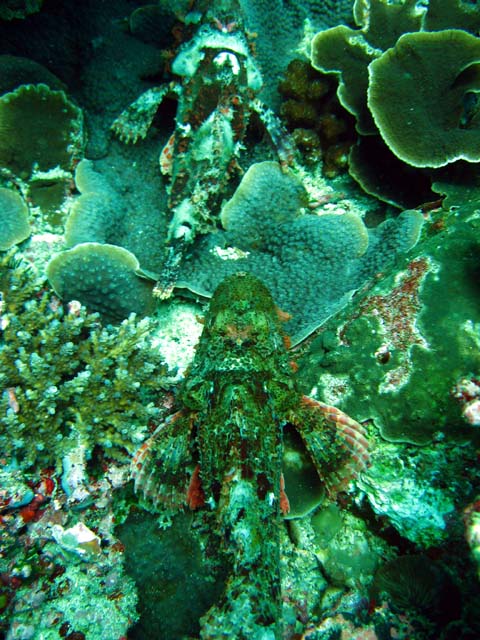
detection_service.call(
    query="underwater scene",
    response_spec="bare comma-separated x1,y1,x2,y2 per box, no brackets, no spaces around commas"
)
0,0,480,638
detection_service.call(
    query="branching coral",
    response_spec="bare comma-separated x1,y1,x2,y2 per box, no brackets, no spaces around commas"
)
0,253,168,472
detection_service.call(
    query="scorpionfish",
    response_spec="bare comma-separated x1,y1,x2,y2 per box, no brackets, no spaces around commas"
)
132,272,369,639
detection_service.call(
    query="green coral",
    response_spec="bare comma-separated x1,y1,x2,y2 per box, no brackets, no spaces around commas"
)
368,29,480,168
424,0,480,32
310,0,480,205
0,253,168,471
0,187,30,250
311,0,425,135
65,159,166,272
358,443,457,546
348,136,434,208
0,84,84,179
298,206,480,444
46,243,156,323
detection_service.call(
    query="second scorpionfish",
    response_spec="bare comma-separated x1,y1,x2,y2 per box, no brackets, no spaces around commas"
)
132,272,369,639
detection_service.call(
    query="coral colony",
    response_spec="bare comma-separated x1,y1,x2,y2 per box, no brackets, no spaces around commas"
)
0,1,480,639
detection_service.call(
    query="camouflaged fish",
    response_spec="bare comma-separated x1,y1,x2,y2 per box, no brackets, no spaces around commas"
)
112,4,294,297
131,273,369,639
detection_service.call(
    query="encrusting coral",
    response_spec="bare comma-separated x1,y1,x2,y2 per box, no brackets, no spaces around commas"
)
64,159,166,273
177,161,424,343
298,204,480,445
0,252,168,473
46,242,156,323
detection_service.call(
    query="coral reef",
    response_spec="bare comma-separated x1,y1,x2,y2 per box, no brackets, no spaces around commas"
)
367,29,480,168
1,454,140,639
298,205,480,443
117,510,226,639
0,83,84,179
0,187,30,251
237,0,354,107
278,58,356,176
111,10,297,295
46,242,157,323
1,1,480,638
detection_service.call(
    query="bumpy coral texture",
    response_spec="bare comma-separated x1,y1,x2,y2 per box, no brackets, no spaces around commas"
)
46,242,156,323
178,161,424,343
65,158,166,267
239,0,353,106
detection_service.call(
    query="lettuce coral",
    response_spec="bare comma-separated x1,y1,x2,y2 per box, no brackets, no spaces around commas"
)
310,0,480,205
368,29,480,168
311,0,425,135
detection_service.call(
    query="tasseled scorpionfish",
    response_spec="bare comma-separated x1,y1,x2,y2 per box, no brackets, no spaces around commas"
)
131,273,369,639
112,3,294,296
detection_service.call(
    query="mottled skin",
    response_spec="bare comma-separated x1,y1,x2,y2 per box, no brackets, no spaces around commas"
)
111,4,294,297
132,273,369,638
